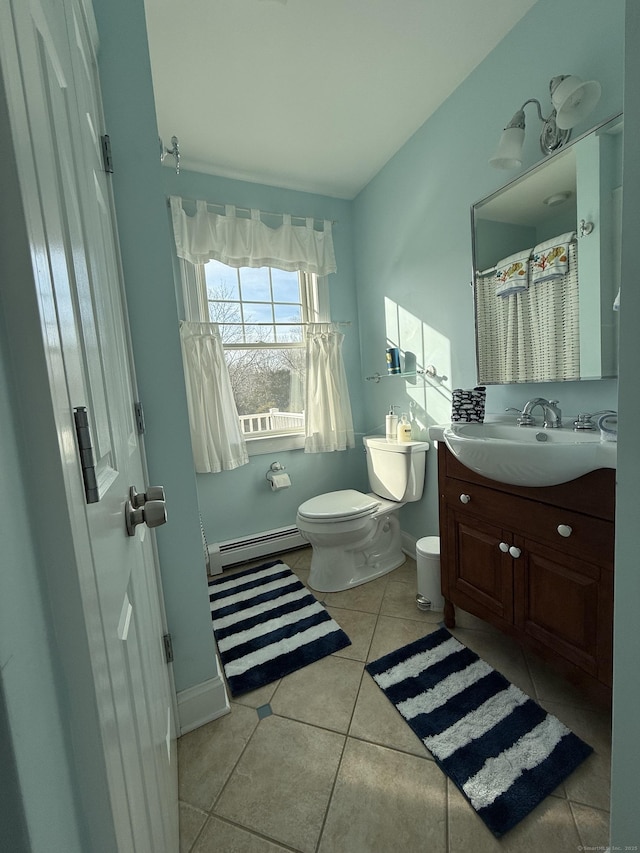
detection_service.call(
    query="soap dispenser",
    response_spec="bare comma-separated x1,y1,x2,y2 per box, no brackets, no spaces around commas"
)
397,413,412,442
385,405,399,441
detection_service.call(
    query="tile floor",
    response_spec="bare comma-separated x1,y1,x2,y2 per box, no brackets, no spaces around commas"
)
178,547,612,853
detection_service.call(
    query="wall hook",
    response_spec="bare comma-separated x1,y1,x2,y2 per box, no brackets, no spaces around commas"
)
160,135,181,174
579,218,594,236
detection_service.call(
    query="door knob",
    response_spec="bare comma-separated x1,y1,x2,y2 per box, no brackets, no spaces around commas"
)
509,545,522,558
459,494,471,504
126,486,168,536
557,524,573,538
499,542,510,553
129,485,166,508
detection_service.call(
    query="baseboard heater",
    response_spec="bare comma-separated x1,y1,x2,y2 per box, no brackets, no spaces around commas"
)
208,525,305,575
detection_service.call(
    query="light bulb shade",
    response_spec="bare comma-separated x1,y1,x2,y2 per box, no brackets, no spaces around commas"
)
489,126,525,169
551,75,601,130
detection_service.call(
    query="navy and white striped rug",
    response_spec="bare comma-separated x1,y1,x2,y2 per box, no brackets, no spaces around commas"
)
366,627,593,837
209,560,351,697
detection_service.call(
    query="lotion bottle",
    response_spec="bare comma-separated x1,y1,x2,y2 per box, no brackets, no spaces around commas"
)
397,413,412,442
385,405,398,441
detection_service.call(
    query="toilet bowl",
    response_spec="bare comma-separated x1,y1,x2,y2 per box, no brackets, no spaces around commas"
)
296,437,429,593
297,489,405,592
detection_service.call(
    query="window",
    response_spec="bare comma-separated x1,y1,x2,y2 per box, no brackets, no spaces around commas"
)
184,258,328,450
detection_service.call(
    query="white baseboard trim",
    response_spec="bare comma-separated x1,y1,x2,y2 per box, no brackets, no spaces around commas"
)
177,674,230,736
208,525,306,575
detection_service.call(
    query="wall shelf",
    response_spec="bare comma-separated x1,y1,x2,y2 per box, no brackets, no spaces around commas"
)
366,365,437,383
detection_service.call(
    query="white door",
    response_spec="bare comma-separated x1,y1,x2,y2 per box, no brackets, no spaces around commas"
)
0,0,179,849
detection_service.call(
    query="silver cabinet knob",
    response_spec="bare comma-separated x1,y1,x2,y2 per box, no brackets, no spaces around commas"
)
509,545,522,558
130,485,166,508
499,542,510,553
459,494,471,504
557,524,573,538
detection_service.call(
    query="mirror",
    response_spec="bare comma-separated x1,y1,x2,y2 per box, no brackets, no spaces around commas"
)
472,113,622,385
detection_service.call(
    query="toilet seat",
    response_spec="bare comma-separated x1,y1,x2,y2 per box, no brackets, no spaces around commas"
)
297,489,380,523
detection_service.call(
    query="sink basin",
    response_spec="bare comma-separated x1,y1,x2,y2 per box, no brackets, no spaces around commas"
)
429,422,616,487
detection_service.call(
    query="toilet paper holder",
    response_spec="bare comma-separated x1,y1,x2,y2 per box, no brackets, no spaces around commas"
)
265,461,291,490
265,461,285,482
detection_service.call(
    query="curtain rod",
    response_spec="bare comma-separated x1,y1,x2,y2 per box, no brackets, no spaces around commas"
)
169,196,337,225
215,321,351,327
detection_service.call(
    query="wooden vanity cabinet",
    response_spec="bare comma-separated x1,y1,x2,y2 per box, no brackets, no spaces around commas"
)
437,443,615,701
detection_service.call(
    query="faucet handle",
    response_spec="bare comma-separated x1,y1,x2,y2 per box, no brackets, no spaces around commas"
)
573,412,595,430
573,409,616,431
505,407,535,426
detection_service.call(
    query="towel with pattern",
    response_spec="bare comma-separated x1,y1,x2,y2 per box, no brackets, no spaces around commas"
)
494,249,531,298
531,232,575,284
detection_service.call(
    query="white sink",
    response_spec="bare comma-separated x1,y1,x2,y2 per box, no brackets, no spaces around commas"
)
429,422,616,487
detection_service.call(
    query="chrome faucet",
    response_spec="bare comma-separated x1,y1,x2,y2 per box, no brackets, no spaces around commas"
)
507,398,562,428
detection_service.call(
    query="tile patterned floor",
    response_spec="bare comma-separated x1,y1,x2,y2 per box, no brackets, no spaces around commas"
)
178,547,612,853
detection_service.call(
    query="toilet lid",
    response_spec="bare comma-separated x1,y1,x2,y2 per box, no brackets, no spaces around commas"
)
298,489,380,521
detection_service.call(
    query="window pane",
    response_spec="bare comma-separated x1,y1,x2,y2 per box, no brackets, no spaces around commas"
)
274,303,302,324
243,302,274,324
275,324,303,343
224,347,306,435
271,268,301,303
238,267,271,302
217,322,244,344
205,259,239,300
244,324,275,344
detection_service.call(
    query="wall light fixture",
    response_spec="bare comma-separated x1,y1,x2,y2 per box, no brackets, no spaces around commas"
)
489,75,601,169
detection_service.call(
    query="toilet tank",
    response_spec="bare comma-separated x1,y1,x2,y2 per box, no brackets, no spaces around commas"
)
363,436,429,502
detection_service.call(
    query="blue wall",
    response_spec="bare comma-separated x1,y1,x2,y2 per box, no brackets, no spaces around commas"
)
610,3,640,844
354,0,624,541
93,0,218,693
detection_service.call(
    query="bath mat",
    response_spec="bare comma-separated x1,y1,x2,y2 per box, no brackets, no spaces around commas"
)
209,560,351,697
365,627,592,837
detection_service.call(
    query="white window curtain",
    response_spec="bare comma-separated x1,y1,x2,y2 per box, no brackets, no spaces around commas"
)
170,196,337,275
171,197,353,461
304,324,355,453
179,321,249,473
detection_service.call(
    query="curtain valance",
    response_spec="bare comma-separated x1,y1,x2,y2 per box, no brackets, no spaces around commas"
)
170,196,337,276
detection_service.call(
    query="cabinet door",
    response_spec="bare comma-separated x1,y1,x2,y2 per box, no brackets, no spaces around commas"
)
444,505,514,625
514,538,613,684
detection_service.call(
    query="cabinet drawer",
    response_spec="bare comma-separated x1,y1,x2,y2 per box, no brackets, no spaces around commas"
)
442,479,614,568
440,443,615,521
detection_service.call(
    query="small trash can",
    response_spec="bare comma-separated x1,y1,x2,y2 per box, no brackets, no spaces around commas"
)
416,536,444,612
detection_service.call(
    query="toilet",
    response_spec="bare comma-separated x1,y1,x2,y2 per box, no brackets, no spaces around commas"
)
296,436,429,592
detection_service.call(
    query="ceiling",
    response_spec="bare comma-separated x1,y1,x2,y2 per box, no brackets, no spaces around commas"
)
144,0,537,200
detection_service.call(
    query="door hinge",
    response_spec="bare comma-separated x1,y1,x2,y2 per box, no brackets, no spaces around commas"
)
163,633,174,664
134,401,145,434
101,134,114,173
73,406,100,504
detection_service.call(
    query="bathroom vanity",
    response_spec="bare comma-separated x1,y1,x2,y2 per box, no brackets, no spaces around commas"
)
436,442,614,703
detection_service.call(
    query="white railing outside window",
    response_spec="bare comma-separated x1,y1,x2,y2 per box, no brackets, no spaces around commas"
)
239,409,305,435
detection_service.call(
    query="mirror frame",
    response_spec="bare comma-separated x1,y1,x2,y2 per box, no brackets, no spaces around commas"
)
471,111,623,385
